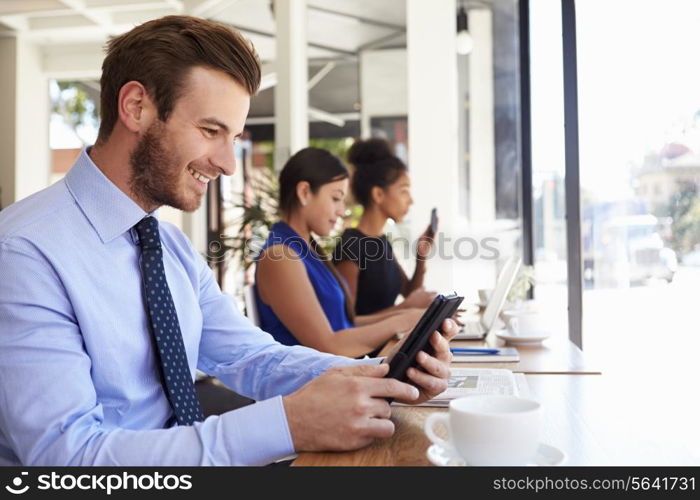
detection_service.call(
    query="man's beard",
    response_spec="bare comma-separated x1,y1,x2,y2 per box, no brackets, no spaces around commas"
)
129,123,201,212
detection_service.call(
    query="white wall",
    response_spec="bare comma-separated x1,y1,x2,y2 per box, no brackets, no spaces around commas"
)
0,37,18,210
468,8,496,227
0,36,50,209
42,43,103,80
406,0,460,291
16,38,50,201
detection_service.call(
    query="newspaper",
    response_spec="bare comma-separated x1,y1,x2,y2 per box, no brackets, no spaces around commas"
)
406,368,530,407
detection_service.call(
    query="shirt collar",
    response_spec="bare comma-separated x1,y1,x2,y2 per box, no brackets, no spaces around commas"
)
64,147,157,244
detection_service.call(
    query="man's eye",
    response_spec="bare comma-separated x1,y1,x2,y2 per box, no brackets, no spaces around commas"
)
202,128,218,137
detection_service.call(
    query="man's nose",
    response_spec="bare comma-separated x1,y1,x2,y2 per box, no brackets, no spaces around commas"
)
212,140,237,176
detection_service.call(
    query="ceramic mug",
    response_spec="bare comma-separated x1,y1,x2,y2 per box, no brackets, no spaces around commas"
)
424,395,542,466
502,310,541,335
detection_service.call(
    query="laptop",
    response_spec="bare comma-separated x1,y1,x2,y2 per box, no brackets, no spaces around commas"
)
453,256,522,340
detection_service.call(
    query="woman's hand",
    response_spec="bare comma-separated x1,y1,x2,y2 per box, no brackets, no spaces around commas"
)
391,308,425,335
416,225,436,260
402,287,437,309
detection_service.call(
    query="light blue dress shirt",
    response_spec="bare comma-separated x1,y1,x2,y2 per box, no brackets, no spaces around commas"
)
0,148,369,466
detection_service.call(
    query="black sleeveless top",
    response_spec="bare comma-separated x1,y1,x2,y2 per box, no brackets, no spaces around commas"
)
333,228,403,315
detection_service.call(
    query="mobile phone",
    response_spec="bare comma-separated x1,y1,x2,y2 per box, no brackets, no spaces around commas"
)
383,293,463,384
430,207,438,235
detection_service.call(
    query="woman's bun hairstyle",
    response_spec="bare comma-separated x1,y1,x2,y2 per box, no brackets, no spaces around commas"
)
347,137,394,166
348,138,407,207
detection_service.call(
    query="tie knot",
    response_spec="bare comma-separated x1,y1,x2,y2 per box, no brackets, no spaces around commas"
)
134,216,161,250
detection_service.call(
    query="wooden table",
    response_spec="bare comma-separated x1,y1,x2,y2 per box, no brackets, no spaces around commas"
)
293,374,700,466
450,332,601,374
293,375,606,466
382,331,601,375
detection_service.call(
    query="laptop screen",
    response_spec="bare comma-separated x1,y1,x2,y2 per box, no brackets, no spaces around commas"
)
481,256,522,331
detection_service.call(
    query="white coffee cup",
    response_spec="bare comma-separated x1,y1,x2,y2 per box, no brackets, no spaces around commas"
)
502,310,541,335
424,395,542,466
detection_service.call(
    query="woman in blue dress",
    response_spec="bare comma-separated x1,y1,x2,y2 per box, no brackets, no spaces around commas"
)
254,148,422,358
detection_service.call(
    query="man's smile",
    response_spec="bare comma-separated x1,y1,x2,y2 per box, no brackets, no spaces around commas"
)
187,166,214,184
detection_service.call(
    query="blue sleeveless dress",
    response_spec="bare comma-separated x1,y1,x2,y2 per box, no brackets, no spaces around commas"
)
254,221,353,346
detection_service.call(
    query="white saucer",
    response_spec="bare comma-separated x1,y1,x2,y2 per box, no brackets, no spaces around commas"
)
427,442,566,466
495,329,550,346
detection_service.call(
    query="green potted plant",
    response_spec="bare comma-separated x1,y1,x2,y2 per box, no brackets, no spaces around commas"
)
222,162,280,272
507,265,535,307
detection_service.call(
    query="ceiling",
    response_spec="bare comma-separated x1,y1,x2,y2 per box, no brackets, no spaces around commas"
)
0,0,408,119
0,0,406,58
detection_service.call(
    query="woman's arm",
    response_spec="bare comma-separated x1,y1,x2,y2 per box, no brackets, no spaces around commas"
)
353,308,407,326
333,259,403,325
334,259,360,303
398,259,427,297
400,225,434,297
336,253,434,321
257,245,421,358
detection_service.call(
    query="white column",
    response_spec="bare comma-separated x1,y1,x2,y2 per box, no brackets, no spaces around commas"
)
273,0,308,171
0,35,50,209
359,49,408,139
468,9,495,226
406,0,460,291
0,37,18,210
457,48,470,219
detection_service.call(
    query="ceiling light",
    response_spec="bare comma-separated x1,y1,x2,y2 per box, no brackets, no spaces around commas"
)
456,6,473,55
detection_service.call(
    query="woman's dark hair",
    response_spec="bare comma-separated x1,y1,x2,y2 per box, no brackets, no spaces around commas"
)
277,147,355,321
278,147,349,215
347,138,408,207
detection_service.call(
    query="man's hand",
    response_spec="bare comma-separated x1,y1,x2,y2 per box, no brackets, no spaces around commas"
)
395,318,457,405
283,364,420,452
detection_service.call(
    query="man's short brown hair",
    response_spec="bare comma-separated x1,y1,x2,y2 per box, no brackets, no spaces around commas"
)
97,15,261,142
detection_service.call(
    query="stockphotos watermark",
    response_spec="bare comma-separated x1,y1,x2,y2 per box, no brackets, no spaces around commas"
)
204,231,501,267
4,471,192,496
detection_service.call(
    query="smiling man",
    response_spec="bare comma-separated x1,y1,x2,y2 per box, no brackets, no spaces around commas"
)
0,16,456,466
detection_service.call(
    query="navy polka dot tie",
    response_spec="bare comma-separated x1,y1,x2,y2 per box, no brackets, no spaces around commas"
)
134,216,204,425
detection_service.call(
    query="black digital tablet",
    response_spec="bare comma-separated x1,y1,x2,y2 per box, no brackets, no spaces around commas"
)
383,293,463,384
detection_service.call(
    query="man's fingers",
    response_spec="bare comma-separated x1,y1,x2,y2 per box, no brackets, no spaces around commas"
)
365,399,392,420
429,331,453,363
364,417,396,439
406,366,449,396
440,318,458,341
416,347,452,379
364,376,419,401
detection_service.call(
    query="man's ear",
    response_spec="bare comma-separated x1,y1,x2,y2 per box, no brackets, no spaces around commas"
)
371,185,385,205
117,81,158,134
